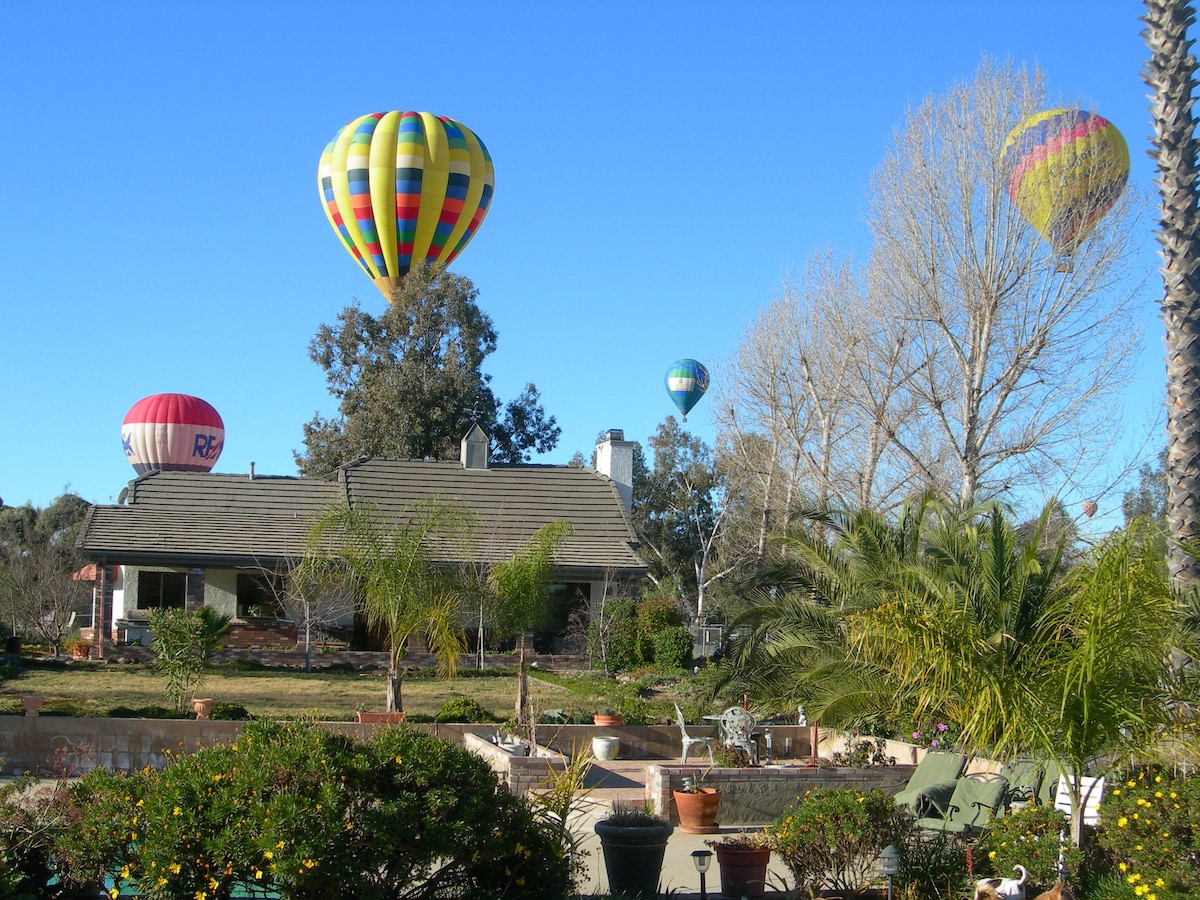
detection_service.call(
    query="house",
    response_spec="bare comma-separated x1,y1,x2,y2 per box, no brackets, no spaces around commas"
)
76,428,646,656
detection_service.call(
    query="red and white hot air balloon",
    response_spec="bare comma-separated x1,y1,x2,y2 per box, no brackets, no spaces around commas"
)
1082,500,1098,518
121,394,224,475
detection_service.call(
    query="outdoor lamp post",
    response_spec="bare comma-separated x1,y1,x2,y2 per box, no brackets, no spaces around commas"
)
879,844,901,900
691,849,712,900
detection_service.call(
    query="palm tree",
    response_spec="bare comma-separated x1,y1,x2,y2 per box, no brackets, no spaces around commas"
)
1144,0,1200,592
296,499,473,712
489,519,573,731
727,495,942,728
732,500,1184,849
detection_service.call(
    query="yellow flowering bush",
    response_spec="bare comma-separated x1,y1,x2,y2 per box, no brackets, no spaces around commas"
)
50,717,573,899
976,801,1082,893
1096,767,1200,900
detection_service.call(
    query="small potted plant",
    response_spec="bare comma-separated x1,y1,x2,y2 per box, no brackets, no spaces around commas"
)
594,801,673,899
593,706,623,727
64,637,92,660
673,771,721,833
707,830,773,899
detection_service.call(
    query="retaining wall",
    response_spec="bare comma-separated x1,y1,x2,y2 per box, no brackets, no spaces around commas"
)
648,762,917,825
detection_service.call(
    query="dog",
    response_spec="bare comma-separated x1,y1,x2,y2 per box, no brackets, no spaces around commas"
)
1031,878,1074,900
974,865,1028,900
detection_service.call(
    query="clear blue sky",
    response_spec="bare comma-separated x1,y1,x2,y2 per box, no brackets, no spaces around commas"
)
0,1,1166,518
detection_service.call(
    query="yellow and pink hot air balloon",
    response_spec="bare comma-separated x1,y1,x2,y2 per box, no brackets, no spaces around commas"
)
1001,108,1129,267
317,111,495,301
121,393,224,475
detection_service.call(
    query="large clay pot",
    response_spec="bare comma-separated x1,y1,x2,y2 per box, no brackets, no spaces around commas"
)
593,713,623,727
673,787,721,833
714,843,772,899
21,694,43,716
191,698,214,719
594,820,673,899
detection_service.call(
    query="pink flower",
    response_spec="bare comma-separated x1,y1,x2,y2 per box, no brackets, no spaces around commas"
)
912,732,922,741
930,739,939,748
936,723,949,732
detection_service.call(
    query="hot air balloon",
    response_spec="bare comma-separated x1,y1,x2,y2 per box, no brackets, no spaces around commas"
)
665,359,710,422
1082,500,1098,518
317,111,495,301
122,394,224,475
1001,109,1129,269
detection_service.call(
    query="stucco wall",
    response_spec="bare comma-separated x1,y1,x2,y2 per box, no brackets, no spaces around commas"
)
203,569,238,619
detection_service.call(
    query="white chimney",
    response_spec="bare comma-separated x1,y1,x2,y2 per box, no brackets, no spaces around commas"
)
595,429,634,516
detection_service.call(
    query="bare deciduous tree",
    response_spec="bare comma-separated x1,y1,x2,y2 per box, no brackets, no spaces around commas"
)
867,58,1144,504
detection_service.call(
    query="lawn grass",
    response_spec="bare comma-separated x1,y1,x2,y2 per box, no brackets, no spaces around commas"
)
0,659,623,721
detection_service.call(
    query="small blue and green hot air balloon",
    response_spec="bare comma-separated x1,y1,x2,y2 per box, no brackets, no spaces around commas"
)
664,359,710,422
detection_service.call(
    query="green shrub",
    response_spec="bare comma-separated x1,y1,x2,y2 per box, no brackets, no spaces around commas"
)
652,625,693,670
977,802,1081,892
0,775,64,899
1095,767,1200,900
436,696,497,723
54,718,575,899
977,802,1082,893
768,788,912,896
208,702,251,721
106,705,180,719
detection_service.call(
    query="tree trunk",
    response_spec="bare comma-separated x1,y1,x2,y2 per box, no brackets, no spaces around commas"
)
386,667,403,713
1145,0,1200,592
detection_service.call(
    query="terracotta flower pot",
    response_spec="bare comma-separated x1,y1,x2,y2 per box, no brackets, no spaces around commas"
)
21,694,43,716
673,787,721,833
593,713,623,727
354,711,406,724
714,843,772,899
191,698,214,719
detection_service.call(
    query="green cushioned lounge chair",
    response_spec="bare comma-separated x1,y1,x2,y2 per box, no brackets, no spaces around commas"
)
915,773,1009,837
999,757,1044,809
893,751,967,817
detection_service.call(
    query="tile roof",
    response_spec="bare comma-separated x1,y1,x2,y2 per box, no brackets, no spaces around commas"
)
79,458,646,577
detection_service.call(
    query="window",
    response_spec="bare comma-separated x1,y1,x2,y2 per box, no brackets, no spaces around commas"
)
137,571,186,610
237,572,284,619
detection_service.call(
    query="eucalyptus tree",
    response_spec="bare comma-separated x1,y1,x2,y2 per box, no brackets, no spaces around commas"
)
297,264,559,475
297,499,474,713
1144,0,1200,592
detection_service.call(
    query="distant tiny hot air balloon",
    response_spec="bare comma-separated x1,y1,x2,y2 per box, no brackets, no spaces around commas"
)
1001,109,1129,269
317,110,495,301
1082,500,1098,518
665,359,710,422
122,394,224,475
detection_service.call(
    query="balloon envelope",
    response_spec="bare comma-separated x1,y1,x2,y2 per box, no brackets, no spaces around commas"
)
665,359,710,421
1001,108,1129,255
317,111,495,301
1082,500,1098,518
122,394,224,475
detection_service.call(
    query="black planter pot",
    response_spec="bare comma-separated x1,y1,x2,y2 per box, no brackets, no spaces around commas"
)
594,820,674,899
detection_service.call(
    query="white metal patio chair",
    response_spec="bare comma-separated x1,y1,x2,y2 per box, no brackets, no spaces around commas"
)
674,703,716,764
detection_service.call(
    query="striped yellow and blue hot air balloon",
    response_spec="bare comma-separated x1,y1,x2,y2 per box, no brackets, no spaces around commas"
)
665,359,710,422
317,111,495,301
1001,108,1128,265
